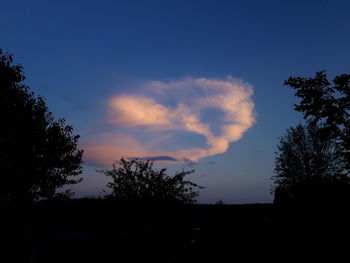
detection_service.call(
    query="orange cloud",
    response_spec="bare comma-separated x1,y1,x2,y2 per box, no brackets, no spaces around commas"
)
108,95,170,127
84,76,255,166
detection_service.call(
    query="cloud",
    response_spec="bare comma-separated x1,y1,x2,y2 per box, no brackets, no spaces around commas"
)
84,76,255,166
182,157,198,167
108,96,171,127
127,156,178,162
83,133,148,166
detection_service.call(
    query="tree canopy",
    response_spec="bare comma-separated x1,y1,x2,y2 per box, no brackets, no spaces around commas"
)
0,49,83,205
284,71,350,175
272,123,344,204
99,158,204,203
273,71,350,205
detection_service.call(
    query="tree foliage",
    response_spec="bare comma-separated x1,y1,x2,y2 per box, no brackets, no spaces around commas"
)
273,123,344,204
0,49,83,205
273,71,350,204
99,158,204,203
284,71,350,175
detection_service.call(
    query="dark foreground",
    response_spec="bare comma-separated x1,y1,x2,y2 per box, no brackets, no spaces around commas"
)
2,199,350,262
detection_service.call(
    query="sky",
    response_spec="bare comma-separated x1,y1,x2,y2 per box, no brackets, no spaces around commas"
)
1,0,350,203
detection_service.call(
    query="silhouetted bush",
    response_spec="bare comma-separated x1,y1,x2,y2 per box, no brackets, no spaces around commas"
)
99,158,204,203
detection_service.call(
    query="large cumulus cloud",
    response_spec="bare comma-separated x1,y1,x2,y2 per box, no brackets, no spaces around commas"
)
84,76,255,166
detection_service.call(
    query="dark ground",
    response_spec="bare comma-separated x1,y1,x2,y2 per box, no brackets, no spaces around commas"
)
2,199,350,262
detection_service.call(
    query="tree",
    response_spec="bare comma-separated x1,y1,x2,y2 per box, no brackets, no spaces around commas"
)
0,49,83,205
99,158,204,203
272,123,344,204
284,71,350,176
273,71,350,204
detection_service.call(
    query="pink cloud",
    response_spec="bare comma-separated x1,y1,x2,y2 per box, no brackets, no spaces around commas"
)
108,95,171,127
84,76,255,166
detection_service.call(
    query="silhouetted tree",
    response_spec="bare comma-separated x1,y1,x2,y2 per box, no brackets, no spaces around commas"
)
273,71,350,205
99,158,204,203
0,49,83,205
272,123,343,204
284,71,350,176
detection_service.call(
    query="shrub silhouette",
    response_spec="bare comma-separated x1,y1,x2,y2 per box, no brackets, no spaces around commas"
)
0,49,83,205
99,158,204,203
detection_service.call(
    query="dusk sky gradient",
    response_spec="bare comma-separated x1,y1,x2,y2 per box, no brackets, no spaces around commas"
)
1,0,350,203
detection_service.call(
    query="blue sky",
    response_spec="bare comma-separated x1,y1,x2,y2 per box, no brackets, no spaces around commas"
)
1,0,350,203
